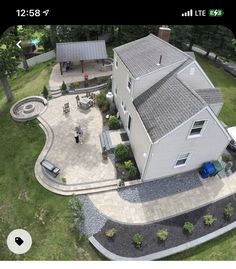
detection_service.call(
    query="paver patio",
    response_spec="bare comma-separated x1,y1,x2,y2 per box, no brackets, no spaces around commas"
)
39,95,116,184
88,172,236,224
49,62,112,91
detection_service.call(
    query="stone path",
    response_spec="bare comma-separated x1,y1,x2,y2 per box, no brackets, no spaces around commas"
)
88,172,236,224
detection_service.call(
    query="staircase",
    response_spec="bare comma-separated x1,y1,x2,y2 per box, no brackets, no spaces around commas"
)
50,87,62,98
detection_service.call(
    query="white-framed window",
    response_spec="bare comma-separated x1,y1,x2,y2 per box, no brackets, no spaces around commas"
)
121,100,126,112
175,153,190,167
127,76,132,90
115,57,118,69
189,120,206,137
115,87,118,96
127,114,132,131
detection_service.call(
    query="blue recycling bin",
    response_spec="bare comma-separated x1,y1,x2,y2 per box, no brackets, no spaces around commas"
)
199,162,216,179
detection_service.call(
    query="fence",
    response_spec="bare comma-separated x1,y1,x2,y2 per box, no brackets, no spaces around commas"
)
18,50,56,68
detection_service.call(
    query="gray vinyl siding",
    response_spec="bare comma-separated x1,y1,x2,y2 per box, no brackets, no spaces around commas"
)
143,108,230,181
112,52,151,174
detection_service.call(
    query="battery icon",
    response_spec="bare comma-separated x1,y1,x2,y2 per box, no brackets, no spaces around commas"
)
209,9,224,16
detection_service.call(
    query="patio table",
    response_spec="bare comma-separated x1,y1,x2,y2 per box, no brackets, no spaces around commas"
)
80,97,91,109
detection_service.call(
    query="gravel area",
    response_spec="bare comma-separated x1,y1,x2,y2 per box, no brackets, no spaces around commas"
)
76,195,107,237
94,194,236,258
118,171,202,203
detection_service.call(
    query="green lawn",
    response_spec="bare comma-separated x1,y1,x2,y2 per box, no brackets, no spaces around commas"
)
0,61,102,260
196,55,236,126
1,56,236,260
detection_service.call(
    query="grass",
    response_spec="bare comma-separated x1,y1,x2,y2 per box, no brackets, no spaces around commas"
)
1,54,236,261
0,61,103,260
196,54,236,127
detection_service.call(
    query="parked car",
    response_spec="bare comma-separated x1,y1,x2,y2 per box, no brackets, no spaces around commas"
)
227,127,236,153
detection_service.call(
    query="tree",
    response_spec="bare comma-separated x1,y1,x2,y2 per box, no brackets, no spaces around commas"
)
0,30,20,102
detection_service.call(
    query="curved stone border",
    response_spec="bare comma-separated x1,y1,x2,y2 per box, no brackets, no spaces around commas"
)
89,220,236,260
34,116,119,195
10,96,48,122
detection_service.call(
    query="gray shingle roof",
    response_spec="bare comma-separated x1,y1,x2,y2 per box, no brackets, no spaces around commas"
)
56,40,107,62
133,62,206,142
195,88,223,104
114,34,188,78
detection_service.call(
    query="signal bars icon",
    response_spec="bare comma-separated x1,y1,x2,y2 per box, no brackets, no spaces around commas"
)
181,9,193,16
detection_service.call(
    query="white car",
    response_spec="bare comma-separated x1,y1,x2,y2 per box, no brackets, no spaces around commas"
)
227,127,236,152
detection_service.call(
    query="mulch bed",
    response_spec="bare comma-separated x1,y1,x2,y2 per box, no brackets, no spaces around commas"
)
94,194,236,258
70,76,110,89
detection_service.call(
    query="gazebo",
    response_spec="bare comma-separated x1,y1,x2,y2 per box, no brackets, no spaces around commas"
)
56,40,108,75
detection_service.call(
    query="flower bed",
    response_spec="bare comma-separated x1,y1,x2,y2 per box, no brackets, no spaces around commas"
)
94,194,236,258
69,75,110,90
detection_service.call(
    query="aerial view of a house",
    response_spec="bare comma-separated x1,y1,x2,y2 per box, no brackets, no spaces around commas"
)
112,30,230,181
1,24,236,262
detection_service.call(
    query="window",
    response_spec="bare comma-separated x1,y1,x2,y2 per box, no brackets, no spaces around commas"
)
121,100,126,112
127,76,132,90
189,120,206,136
115,59,118,69
175,153,190,167
128,115,132,131
115,88,117,96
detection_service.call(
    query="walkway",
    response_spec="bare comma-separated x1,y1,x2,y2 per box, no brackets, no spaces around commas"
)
88,172,236,224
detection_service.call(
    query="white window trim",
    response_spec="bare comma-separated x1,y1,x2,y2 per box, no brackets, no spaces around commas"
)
174,152,191,168
127,114,131,135
127,75,132,92
121,100,126,113
187,119,208,139
115,57,118,69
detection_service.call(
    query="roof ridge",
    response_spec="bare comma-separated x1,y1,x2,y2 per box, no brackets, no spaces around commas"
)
175,75,208,107
134,58,191,102
57,40,105,45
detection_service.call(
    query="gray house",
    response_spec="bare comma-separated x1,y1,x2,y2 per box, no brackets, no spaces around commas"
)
112,27,231,182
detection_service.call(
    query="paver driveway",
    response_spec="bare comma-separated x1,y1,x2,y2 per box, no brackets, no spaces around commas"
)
40,95,116,184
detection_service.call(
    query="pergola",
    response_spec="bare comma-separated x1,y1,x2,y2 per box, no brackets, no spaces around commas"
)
56,40,108,75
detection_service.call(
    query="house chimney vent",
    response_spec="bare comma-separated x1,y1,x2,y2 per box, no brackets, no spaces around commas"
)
158,25,171,43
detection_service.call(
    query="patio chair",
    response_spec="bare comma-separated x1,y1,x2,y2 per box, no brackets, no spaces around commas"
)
63,102,70,113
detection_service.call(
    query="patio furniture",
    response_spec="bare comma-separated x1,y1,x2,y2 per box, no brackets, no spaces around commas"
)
40,159,60,177
75,95,80,107
63,102,70,113
80,97,91,109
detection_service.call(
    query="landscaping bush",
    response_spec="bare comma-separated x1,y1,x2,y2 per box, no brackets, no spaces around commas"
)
156,228,168,241
42,86,48,98
222,154,233,163
105,228,117,238
106,78,112,91
114,144,130,162
60,81,67,94
108,116,120,130
132,233,143,249
68,196,84,225
224,203,234,219
183,221,194,234
124,160,138,180
203,213,217,226
96,91,110,113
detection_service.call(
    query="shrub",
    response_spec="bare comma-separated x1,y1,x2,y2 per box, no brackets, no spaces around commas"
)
108,116,120,129
68,196,84,224
203,213,217,226
124,160,137,180
222,154,233,163
157,228,168,241
114,144,130,162
60,81,67,94
105,228,117,238
96,91,110,113
224,203,234,219
132,233,143,249
61,177,67,183
42,86,48,98
183,221,194,234
106,78,112,91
